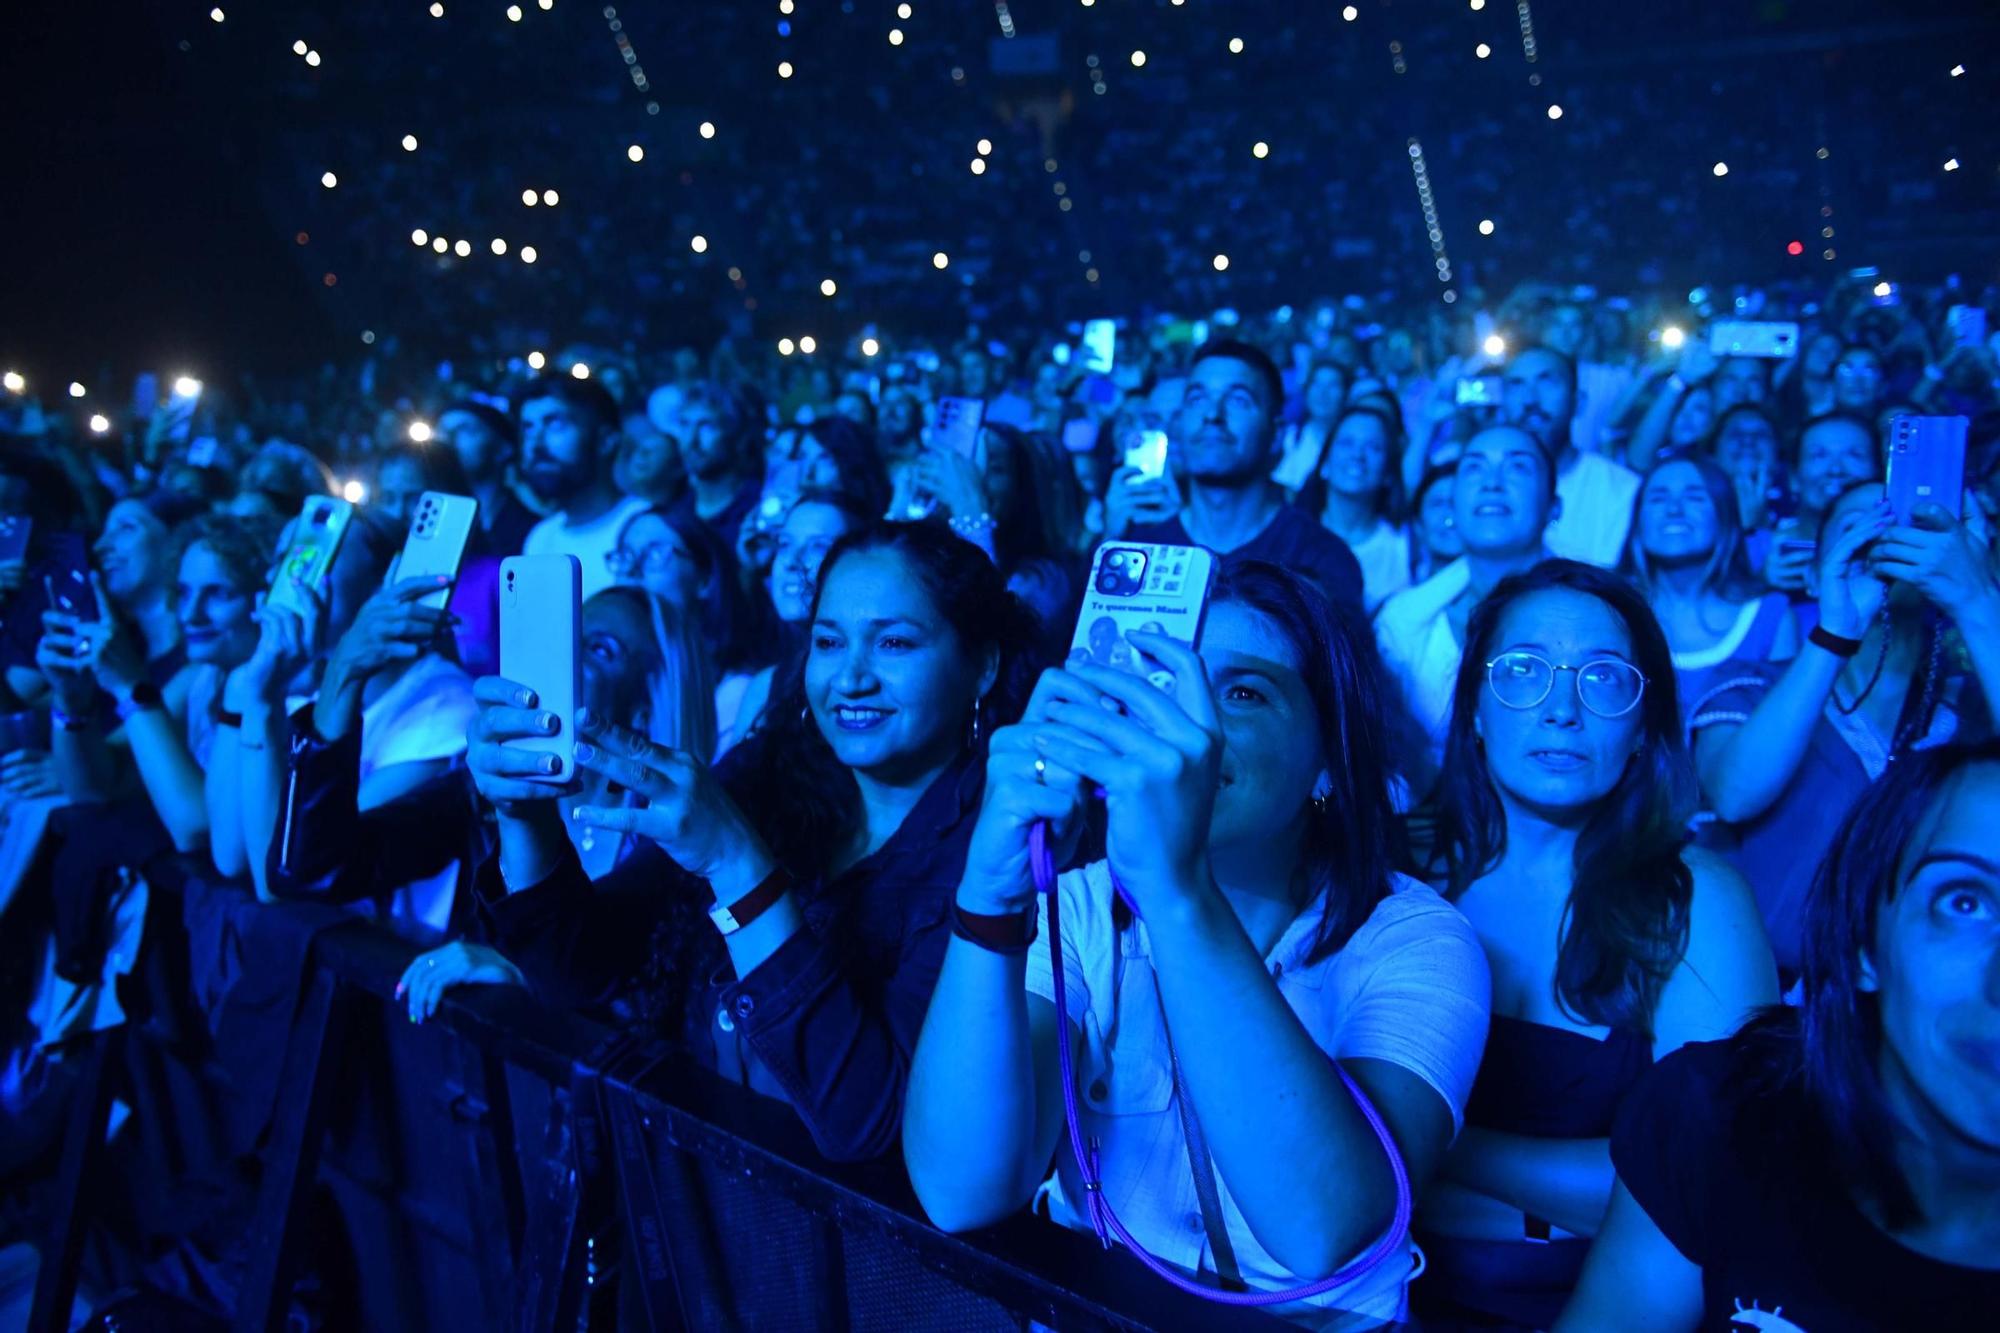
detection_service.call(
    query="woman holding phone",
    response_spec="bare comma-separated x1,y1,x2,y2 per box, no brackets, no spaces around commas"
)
1694,479,1999,978
403,521,1040,1163
904,561,1490,1326
1413,561,1777,1329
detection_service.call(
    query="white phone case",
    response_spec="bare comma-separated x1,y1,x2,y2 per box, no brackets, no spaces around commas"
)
500,555,582,784
1070,542,1216,692
397,492,479,609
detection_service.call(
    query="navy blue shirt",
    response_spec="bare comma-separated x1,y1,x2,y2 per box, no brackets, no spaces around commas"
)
481,749,981,1163
1126,503,1364,617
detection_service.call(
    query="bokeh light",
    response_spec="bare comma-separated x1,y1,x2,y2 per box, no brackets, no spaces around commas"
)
861,337,880,357
691,235,708,253
820,278,837,296
932,251,949,269
409,420,433,443
571,361,591,379
527,351,546,369
799,335,817,354
90,413,111,433
627,144,644,162
1212,254,1229,271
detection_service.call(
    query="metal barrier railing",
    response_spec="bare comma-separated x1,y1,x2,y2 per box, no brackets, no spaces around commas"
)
32,899,1289,1332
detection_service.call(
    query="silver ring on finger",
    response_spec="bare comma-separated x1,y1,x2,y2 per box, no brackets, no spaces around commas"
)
425,957,437,968
1034,756,1047,786
77,639,90,653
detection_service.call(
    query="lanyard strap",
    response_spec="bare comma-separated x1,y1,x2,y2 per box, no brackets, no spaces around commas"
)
1031,822,1413,1308
1166,1031,1247,1290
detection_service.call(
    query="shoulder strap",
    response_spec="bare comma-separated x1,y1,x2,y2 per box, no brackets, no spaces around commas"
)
1163,1021,1247,1291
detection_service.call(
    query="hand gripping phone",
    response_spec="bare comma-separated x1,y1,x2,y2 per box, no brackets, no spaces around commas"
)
396,492,479,610
500,555,581,784
1080,319,1117,375
1070,542,1217,695
268,496,355,615
932,395,987,464
1122,429,1170,482
1708,321,1800,359
1886,416,1968,526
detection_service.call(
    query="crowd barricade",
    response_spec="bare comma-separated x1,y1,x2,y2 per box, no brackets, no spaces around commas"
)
29,870,1290,1332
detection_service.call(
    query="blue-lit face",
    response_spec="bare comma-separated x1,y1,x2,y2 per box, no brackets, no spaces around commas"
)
1454,427,1553,555
1502,348,1575,448
806,548,990,784
1322,412,1391,502
1872,764,2000,1162
1173,356,1276,484
520,396,600,502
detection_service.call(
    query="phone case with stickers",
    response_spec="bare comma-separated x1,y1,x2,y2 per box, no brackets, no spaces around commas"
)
397,492,479,610
500,555,581,784
1069,542,1217,693
267,497,355,615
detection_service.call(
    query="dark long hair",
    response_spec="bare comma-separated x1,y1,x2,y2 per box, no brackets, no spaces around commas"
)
1210,560,1406,960
627,505,766,675
1294,404,1410,527
1736,739,2000,1228
724,520,1043,876
801,416,892,520
1433,560,1696,1034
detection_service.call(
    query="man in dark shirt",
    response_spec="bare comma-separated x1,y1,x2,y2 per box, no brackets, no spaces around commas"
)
438,400,540,558
1124,340,1364,614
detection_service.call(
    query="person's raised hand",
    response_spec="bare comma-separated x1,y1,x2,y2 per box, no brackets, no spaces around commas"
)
1025,632,1223,917
228,580,323,713
1676,337,1719,385
1102,465,1178,540
466,675,574,815
1814,498,1893,638
0,749,61,800
77,573,145,698
912,447,991,522
957,668,1097,915
1869,497,1998,624
570,710,775,899
328,572,453,686
395,940,526,1024
35,604,99,714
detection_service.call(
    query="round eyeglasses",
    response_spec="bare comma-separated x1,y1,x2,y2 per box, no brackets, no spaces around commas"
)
605,543,691,576
1483,651,1647,718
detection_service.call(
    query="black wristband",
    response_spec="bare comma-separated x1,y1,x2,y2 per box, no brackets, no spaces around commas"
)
951,901,1039,955
1809,624,1863,658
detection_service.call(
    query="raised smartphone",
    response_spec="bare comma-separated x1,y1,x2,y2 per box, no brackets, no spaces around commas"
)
1080,319,1117,375
499,555,582,784
396,492,479,611
1122,429,1170,482
43,532,100,622
1886,415,1967,526
1456,375,1502,407
1070,542,1217,694
932,395,987,464
267,497,355,615
1709,321,1800,359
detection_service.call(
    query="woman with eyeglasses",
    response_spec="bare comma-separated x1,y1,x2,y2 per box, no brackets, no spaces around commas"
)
1557,740,2000,1332
1413,561,1777,1331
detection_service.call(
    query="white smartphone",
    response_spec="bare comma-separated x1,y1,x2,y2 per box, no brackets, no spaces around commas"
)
500,555,582,784
1709,321,1800,359
268,497,355,615
397,492,479,610
1070,542,1216,694
1122,429,1170,482
1080,319,1117,375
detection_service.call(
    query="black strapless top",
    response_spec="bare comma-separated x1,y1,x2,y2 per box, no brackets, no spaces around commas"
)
1464,1013,1653,1137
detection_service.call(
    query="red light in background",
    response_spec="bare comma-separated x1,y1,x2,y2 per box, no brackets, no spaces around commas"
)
1787,240,1805,256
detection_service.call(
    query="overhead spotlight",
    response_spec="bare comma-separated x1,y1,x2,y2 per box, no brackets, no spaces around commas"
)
1342,6,1357,20
799,336,817,354
778,60,793,78
520,246,538,263
209,7,225,21
1253,141,1269,159
820,278,837,296
570,362,591,379
539,0,553,8
1476,43,1491,58
1130,50,1146,67
1546,104,1563,120
90,413,111,433
699,121,715,138
932,251,949,269
1951,64,1965,76
778,338,796,356
1212,253,1229,271
305,50,320,66
67,381,86,398
1230,35,1246,51
861,337,880,357
1483,334,1507,358
542,189,559,205
970,159,986,175
491,238,508,254
0,371,22,394
627,144,644,162
342,479,367,504
506,5,522,21
293,39,307,55
409,420,434,443
691,235,708,253
522,189,538,206
889,29,903,45
173,376,202,398
429,2,444,14
898,2,911,16
977,138,992,155
527,351,546,369
1944,157,1961,171
432,237,448,253
1873,281,1892,298
453,239,471,256
1478,218,1495,235
320,171,338,187
1713,161,1729,177
402,134,419,151
1661,326,1687,350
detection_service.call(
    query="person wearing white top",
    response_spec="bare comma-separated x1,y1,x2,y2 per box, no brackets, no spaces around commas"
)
1375,426,1559,780
1304,405,1414,612
517,375,654,598
1503,346,1638,569
906,561,1491,1328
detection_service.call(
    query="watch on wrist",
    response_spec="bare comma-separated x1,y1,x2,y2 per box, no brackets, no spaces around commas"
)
115,680,165,722
708,865,794,936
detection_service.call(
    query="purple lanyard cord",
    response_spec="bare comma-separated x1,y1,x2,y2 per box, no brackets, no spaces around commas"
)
1028,821,1414,1307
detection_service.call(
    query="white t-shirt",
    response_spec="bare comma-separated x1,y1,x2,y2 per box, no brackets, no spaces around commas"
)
522,495,655,599
1374,559,1471,764
1025,862,1491,1329
1543,451,1639,569
360,654,477,933
1346,519,1413,613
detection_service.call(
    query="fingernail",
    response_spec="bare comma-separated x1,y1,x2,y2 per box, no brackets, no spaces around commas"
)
542,755,561,774
516,689,536,707
540,712,558,732
1142,621,1165,634
575,707,593,727
1068,648,1088,661
573,742,595,762
394,982,405,998
435,575,451,586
